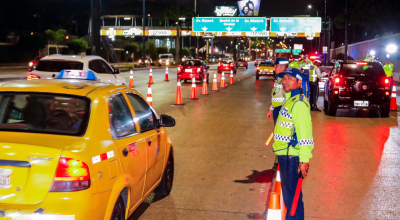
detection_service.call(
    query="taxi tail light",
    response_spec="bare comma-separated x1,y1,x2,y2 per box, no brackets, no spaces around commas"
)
177,66,182,73
257,67,260,71
27,73,40,80
319,78,322,82
218,62,221,66
197,67,201,73
50,157,91,192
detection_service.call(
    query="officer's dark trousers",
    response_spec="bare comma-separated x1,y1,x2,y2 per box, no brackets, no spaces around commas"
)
278,156,304,220
309,81,319,109
273,106,281,125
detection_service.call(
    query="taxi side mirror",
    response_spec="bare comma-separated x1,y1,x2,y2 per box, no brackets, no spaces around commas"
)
159,114,175,127
114,69,120,74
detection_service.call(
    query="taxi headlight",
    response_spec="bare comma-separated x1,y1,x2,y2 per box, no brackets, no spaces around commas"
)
159,59,162,62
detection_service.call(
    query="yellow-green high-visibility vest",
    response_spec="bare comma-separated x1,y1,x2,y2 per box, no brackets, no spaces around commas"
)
309,65,318,82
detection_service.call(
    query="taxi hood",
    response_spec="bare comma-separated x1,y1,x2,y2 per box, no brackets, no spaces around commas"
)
0,132,79,205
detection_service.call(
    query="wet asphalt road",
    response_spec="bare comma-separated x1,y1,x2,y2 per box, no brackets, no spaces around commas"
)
1,63,400,219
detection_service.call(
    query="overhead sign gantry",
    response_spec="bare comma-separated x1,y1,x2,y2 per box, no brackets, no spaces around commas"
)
192,17,267,32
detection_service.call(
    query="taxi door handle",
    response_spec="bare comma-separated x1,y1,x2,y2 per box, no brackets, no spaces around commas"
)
148,139,152,146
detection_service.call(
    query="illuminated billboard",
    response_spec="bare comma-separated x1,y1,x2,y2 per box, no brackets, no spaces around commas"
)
237,0,260,16
215,6,238,16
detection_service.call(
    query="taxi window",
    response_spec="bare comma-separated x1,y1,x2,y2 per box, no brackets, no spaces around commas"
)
0,93,89,136
109,93,136,138
260,63,274,67
125,92,157,132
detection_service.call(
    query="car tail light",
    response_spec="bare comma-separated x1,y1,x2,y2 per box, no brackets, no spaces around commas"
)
27,73,40,80
29,62,33,67
50,157,90,192
139,59,142,63
386,91,390,96
197,67,201,73
218,62,221,66
177,66,182,73
356,62,368,65
230,63,233,67
257,67,260,70
334,91,339,94
319,78,322,82
335,77,340,84
385,78,389,84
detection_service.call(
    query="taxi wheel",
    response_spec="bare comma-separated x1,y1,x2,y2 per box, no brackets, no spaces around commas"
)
256,73,259,80
246,66,248,69
327,98,337,116
155,153,174,196
110,196,125,220
380,104,390,117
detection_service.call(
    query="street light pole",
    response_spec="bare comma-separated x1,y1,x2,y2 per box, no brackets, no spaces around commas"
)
142,0,146,57
344,0,348,61
91,0,101,55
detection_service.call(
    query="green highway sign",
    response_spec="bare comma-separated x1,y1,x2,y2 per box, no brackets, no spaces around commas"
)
292,49,301,54
271,17,322,33
275,49,291,53
192,17,267,32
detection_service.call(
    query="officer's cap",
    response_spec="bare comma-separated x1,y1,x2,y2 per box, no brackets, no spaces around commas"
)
278,67,303,80
274,57,289,65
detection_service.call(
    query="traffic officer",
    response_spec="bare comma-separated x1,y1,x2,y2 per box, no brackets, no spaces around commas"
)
364,53,372,61
289,58,300,69
309,60,323,111
267,57,290,125
384,58,394,82
273,67,314,220
300,55,312,98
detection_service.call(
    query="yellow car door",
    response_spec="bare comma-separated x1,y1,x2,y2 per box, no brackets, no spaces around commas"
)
123,91,164,195
108,91,147,210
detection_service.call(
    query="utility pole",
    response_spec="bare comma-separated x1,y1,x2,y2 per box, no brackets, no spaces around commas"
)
344,0,348,61
91,0,101,55
195,0,199,59
142,0,146,57
324,0,327,65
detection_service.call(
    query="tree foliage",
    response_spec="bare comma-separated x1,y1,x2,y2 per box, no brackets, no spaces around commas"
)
145,40,157,60
157,47,169,54
182,47,190,56
125,43,139,54
67,38,88,54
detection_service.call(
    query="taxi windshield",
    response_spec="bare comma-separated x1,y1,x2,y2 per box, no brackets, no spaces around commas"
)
0,93,90,136
36,60,83,72
260,63,274,67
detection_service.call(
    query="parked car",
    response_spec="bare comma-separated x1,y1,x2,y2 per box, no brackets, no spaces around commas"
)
27,55,126,85
29,56,45,71
177,59,209,83
236,58,248,69
319,66,333,90
159,54,175,66
324,61,392,117
218,59,236,74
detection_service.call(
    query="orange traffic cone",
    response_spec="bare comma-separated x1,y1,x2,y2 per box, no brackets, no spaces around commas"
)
146,84,153,107
229,70,234,85
274,165,281,193
390,84,397,111
148,68,154,84
190,77,198,100
220,72,226,88
174,81,184,105
129,69,134,88
266,192,282,220
212,73,218,91
164,67,169,82
201,75,209,95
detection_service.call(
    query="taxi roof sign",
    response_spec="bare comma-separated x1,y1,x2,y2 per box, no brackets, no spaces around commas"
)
56,70,98,80
264,59,271,63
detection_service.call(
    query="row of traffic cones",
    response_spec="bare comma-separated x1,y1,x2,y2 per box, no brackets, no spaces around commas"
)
174,71,235,105
267,165,287,220
128,68,170,88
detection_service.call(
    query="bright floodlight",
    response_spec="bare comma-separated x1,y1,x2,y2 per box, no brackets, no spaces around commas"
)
386,44,397,54
370,50,376,56
387,54,390,58
308,5,312,8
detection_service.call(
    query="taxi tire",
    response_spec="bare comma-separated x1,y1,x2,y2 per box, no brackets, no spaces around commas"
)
246,66,248,69
155,152,174,196
380,104,390,117
110,196,125,220
327,99,337,116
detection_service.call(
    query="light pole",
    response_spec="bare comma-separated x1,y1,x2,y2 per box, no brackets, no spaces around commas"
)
344,0,348,61
91,0,101,55
142,0,146,57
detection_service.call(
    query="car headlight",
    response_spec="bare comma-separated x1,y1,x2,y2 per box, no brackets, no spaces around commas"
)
145,60,148,63
139,59,142,63
159,59,162,62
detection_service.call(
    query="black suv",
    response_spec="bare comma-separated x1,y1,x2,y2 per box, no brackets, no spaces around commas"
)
324,61,392,117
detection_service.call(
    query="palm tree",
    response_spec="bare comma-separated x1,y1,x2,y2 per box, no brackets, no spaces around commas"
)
162,6,195,62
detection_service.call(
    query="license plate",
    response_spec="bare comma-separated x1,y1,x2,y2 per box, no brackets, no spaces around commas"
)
0,168,12,189
185,69,192,73
239,64,243,66
354,101,369,107
223,64,228,66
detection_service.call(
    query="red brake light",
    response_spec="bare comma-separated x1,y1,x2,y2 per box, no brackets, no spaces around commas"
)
27,73,40,80
356,62,368,65
319,78,322,82
50,157,90,192
385,78,389,84
177,66,182,73
197,67,201,73
335,77,340,84
218,62,221,66
29,62,33,67
230,63,233,67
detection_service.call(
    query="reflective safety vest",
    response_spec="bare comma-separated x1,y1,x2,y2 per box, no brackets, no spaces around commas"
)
289,61,300,69
309,65,318,82
271,78,286,108
383,63,394,77
364,57,372,61
273,90,314,162
300,60,312,75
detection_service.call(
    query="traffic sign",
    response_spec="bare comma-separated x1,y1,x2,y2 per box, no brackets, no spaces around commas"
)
323,46,328,54
292,49,301,54
275,49,291,53
192,17,267,32
270,17,321,33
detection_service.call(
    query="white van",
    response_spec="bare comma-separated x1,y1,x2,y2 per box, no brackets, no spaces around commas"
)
158,54,175,66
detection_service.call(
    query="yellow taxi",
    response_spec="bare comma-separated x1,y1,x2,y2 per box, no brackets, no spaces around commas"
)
0,70,175,219
256,60,275,80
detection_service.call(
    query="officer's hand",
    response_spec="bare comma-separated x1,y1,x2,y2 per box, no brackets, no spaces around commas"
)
267,109,273,119
298,162,309,178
